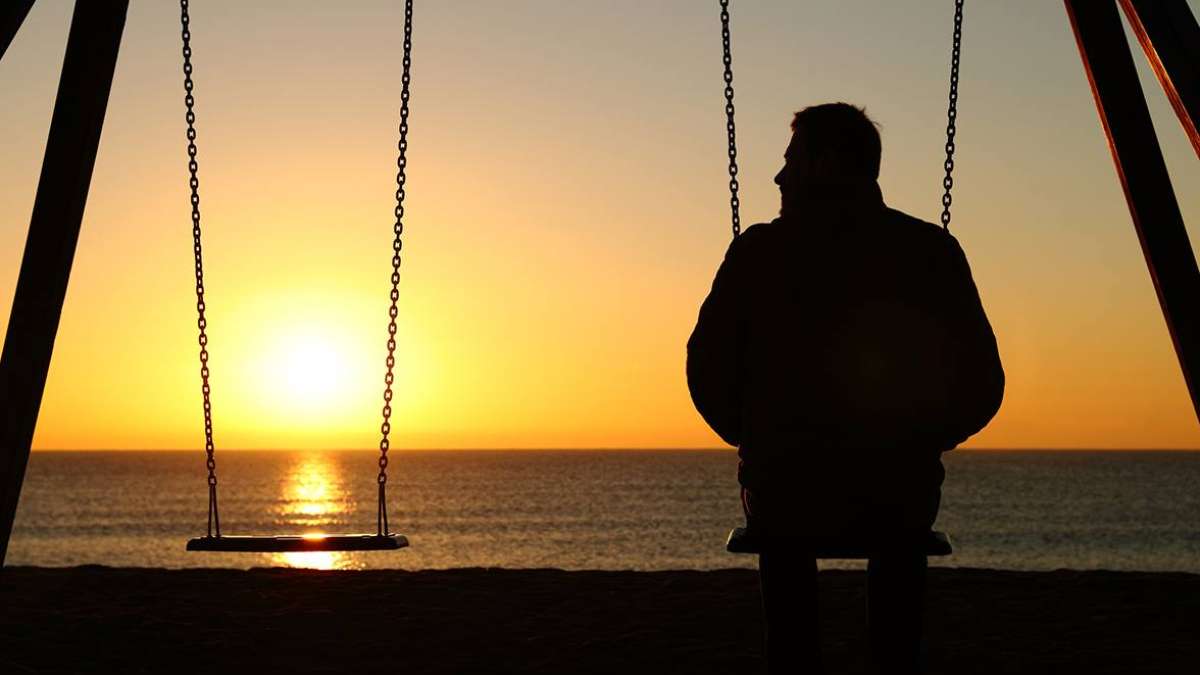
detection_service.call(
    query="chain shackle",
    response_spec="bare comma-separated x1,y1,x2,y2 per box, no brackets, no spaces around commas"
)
940,0,964,232
378,0,414,536
179,0,220,538
719,0,742,239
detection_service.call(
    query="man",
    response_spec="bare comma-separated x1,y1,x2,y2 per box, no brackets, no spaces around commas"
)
687,103,1003,674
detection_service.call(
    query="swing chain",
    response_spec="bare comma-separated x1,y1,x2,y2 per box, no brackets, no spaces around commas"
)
719,0,741,239
940,0,964,232
179,0,220,538
378,0,414,537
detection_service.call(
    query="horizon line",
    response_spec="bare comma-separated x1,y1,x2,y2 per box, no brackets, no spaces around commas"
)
26,447,1200,453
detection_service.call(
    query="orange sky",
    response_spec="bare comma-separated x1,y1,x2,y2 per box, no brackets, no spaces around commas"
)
2,1,1198,450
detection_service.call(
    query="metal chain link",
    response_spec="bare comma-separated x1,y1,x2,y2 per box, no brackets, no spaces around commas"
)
179,0,220,538
940,0,964,232
378,0,414,537
719,0,741,239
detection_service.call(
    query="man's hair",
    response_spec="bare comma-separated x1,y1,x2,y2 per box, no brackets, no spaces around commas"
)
791,103,882,181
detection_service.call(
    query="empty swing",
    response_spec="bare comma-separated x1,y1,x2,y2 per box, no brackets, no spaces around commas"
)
718,0,963,558
181,0,414,553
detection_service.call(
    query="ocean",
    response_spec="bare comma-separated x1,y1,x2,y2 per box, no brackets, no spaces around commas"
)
7,450,1200,572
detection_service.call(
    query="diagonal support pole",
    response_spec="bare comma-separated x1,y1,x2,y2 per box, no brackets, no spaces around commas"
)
0,0,128,567
0,0,35,62
1064,0,1200,424
1119,0,1200,157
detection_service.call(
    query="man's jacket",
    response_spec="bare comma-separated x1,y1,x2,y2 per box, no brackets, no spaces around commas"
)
687,183,1004,497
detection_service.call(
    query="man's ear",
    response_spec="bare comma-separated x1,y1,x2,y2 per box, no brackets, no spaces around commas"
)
810,152,854,181
808,153,838,178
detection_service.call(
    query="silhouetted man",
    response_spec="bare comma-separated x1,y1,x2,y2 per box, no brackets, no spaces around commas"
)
687,103,1003,674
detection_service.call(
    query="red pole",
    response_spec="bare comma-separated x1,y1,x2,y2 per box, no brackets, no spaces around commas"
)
1119,0,1200,157
1064,0,1200,424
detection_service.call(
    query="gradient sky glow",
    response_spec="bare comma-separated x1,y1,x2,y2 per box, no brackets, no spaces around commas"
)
2,1,1199,450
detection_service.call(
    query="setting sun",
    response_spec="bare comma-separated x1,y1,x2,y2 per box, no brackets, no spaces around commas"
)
275,334,350,408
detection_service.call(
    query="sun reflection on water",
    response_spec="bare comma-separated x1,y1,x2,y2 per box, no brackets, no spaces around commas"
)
276,550,362,570
279,455,352,526
270,453,363,570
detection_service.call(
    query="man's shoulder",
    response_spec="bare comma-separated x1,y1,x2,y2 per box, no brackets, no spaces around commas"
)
734,211,962,255
883,207,949,238
880,208,963,256
723,220,785,261
739,219,785,240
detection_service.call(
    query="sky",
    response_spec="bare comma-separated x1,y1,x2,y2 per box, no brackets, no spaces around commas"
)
2,0,1198,451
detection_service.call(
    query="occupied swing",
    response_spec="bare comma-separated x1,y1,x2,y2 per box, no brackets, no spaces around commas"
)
717,0,963,558
181,0,414,553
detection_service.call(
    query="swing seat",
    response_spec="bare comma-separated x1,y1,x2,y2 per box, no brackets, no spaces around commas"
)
186,533,408,553
725,527,952,558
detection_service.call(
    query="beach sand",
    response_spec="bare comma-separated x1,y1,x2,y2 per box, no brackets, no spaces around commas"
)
1,566,1196,674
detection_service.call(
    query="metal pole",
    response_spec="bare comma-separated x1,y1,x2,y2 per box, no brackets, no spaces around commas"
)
0,0,36,62
1064,0,1200,423
0,0,129,566
1119,0,1200,157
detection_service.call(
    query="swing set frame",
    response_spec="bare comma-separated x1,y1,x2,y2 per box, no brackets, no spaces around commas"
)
0,0,1198,566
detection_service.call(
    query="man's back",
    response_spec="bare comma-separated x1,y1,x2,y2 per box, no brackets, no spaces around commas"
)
687,185,1003,528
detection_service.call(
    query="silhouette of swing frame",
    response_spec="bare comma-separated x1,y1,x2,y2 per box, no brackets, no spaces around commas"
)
0,0,1198,566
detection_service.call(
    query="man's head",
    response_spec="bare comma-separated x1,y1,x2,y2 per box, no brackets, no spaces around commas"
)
775,103,881,217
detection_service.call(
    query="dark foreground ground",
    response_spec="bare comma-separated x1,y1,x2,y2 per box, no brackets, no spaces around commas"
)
1,566,1197,674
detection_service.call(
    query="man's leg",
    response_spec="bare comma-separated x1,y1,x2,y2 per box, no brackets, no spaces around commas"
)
866,546,927,674
864,453,943,673
759,550,821,674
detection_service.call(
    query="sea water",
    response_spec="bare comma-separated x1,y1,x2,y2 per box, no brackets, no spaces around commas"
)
8,450,1200,571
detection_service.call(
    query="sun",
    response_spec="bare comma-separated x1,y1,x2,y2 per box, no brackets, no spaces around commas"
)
224,292,429,441
278,335,350,408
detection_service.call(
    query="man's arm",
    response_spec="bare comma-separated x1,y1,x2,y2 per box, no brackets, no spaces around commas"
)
686,238,746,447
939,234,1005,449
